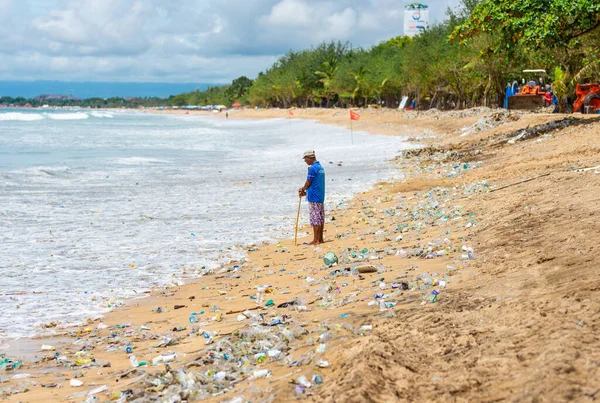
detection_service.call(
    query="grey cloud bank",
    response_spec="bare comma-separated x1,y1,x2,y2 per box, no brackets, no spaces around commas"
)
1,0,461,83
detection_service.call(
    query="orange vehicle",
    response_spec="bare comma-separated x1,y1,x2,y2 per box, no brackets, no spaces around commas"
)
573,83,600,113
507,69,548,110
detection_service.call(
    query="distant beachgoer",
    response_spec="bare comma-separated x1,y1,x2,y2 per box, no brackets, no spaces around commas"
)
226,112,229,119
298,150,325,246
545,91,552,106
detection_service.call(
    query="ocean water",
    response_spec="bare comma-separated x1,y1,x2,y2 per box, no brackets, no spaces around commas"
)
0,109,413,339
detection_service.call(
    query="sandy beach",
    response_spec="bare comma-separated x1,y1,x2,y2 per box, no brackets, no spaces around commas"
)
2,107,600,402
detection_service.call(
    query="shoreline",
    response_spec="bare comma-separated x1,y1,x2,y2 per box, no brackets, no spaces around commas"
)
3,107,600,402
1,107,409,344
1,109,406,344
1,108,416,385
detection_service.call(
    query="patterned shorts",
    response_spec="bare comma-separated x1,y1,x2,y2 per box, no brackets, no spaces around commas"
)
308,202,325,226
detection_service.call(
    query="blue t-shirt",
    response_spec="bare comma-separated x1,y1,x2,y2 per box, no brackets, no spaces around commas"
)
306,161,325,203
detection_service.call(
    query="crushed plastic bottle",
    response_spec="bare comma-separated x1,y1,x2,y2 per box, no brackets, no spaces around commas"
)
318,333,331,343
296,375,312,388
70,379,84,387
129,355,139,368
152,353,177,366
251,369,271,379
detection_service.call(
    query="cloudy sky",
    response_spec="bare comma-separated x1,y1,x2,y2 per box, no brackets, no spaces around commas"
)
1,0,461,83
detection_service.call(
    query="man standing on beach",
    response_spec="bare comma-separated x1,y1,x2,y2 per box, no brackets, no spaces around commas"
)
298,150,325,245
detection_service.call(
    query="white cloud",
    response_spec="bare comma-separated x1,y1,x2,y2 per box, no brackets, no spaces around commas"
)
357,11,379,30
0,0,463,83
264,0,312,27
31,0,156,55
0,0,15,18
322,7,357,39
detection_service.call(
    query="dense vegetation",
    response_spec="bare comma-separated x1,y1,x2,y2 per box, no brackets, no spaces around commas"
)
0,96,166,108
3,0,599,111
169,0,600,110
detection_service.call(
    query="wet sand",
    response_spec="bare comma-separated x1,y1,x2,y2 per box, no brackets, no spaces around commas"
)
2,107,600,402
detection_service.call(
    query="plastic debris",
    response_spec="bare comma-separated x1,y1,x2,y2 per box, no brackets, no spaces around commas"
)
70,379,84,387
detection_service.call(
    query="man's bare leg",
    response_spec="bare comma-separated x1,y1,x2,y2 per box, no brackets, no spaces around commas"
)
317,225,324,243
311,226,319,245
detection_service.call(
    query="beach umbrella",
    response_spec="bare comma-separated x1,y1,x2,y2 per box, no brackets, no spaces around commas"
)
232,102,241,107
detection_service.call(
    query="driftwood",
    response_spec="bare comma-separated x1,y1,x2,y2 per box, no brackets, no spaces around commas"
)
268,369,302,384
125,372,147,386
225,306,260,315
357,265,378,273
109,368,139,379
504,119,573,143
489,172,551,192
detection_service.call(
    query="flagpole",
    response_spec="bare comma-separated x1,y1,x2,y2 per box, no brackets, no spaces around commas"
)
350,119,353,145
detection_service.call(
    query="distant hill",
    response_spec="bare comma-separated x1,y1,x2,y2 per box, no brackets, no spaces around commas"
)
0,81,215,99
35,94,81,101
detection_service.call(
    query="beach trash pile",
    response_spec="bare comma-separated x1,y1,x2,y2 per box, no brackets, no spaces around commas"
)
0,134,492,402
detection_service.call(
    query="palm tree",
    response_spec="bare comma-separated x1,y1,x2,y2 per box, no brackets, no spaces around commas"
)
350,66,372,106
315,57,339,107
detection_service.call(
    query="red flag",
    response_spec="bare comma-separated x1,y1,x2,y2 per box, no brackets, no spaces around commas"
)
350,110,360,121
288,109,294,116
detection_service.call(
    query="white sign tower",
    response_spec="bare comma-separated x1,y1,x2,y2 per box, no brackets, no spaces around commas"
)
404,3,429,37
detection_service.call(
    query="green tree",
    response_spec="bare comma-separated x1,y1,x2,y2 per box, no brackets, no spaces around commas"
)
452,0,600,110
225,76,254,104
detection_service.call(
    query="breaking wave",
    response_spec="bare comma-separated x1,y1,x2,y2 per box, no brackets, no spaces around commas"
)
90,111,114,118
0,112,45,121
44,112,89,120
0,111,115,121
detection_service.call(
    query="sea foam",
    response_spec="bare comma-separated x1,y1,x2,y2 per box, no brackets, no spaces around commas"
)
0,111,116,121
0,111,416,339
0,112,45,121
44,112,89,120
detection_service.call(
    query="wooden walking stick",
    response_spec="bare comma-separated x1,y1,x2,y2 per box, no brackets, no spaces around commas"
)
294,196,302,246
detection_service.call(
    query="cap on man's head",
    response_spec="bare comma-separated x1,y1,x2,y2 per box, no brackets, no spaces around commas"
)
302,150,316,159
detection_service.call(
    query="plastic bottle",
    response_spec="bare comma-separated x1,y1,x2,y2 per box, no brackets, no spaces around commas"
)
70,379,84,387
152,353,177,366
189,312,197,323
338,249,350,264
318,333,331,343
252,369,271,379
296,375,312,388
316,359,330,367
256,286,264,304
129,355,139,368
